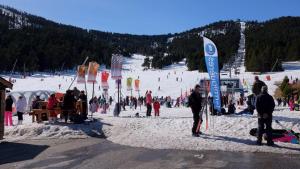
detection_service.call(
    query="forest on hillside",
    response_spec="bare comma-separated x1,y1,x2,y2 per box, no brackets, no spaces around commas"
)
0,5,299,73
245,16,300,72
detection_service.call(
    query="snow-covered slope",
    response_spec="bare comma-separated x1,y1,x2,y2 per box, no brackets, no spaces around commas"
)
0,6,32,29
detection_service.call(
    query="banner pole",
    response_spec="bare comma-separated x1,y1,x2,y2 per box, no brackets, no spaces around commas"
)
84,75,88,120
118,80,120,115
138,90,141,111
9,59,18,81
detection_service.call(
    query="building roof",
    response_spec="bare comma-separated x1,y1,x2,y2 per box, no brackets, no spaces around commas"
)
0,77,13,89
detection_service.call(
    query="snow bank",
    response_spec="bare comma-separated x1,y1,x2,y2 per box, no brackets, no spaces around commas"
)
4,114,104,141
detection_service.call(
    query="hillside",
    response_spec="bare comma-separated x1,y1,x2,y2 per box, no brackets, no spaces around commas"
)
0,5,240,72
245,16,300,72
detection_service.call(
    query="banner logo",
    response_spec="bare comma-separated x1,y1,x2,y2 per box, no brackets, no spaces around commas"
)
205,43,216,55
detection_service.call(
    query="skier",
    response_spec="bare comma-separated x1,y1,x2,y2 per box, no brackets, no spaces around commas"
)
188,85,203,137
153,99,160,116
256,86,275,146
16,96,27,125
5,95,14,126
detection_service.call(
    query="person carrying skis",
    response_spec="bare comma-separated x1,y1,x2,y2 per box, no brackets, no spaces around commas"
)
256,86,275,146
153,99,160,116
189,84,203,137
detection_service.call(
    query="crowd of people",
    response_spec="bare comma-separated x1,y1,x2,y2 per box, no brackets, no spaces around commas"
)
4,87,89,125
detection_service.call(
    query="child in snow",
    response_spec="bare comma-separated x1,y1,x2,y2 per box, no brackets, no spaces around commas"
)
16,96,27,125
153,99,161,116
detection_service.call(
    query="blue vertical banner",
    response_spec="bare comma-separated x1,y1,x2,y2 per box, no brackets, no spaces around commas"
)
203,37,221,112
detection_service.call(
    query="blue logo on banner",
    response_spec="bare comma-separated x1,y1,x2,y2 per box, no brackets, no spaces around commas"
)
205,43,216,55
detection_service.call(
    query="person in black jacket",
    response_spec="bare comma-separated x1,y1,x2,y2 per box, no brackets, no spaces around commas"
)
256,86,275,146
189,84,203,137
63,90,77,123
79,91,88,120
252,76,266,96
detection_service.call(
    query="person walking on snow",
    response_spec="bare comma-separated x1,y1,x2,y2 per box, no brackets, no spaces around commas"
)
256,86,275,146
146,91,153,116
16,96,27,125
153,99,160,116
5,95,14,126
188,85,203,137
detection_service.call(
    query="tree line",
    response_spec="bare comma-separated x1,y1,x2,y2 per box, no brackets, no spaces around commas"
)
0,5,299,73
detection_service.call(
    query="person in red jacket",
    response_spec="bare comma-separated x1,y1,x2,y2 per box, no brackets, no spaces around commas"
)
153,99,160,116
146,91,153,116
47,94,58,123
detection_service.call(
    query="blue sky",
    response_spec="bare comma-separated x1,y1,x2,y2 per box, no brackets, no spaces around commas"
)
0,0,299,35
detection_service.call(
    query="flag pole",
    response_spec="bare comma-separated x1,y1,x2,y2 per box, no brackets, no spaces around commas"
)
9,59,18,81
118,80,120,115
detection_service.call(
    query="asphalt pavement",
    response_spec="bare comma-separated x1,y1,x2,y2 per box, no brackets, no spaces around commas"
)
0,138,299,169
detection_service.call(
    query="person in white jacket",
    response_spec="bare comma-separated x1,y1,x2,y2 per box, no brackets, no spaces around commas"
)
16,96,27,125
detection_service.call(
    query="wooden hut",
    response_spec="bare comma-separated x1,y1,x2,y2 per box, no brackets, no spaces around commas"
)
0,77,13,140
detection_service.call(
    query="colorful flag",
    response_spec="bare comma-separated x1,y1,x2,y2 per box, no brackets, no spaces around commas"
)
87,62,99,83
203,36,221,112
127,77,133,91
134,79,140,91
77,65,86,84
101,71,109,89
111,54,123,80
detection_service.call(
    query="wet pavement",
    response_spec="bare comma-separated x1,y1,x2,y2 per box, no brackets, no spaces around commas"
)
0,138,299,169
